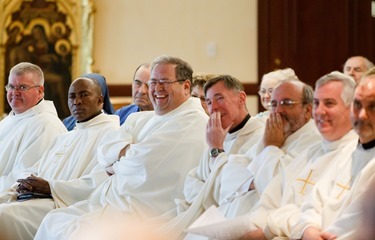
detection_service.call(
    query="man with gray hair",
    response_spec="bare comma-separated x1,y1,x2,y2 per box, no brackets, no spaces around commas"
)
115,63,153,125
35,55,208,240
0,74,120,240
291,67,375,240
0,62,66,192
343,55,374,83
237,71,357,240
167,78,321,240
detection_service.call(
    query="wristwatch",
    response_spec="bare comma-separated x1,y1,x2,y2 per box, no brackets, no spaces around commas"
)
209,148,225,157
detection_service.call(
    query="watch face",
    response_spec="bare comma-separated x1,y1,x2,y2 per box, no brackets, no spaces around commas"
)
210,148,224,157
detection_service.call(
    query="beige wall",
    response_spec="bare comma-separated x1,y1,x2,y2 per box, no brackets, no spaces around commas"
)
93,0,259,114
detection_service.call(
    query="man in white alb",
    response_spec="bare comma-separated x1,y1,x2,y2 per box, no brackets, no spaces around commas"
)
238,71,357,240
168,78,321,240
291,67,375,240
0,62,66,192
216,79,321,221
35,55,209,240
0,74,120,240
161,75,265,236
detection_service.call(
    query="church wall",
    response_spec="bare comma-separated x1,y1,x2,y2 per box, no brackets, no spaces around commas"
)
92,0,259,115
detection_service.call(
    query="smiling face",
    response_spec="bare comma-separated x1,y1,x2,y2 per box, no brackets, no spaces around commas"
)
149,63,191,115
351,77,375,143
7,72,44,114
313,81,352,141
192,85,209,114
205,81,247,130
259,77,280,109
132,66,152,111
68,78,103,122
270,82,311,136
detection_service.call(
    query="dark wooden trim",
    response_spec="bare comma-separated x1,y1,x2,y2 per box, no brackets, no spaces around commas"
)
243,83,259,95
108,83,260,97
108,84,132,97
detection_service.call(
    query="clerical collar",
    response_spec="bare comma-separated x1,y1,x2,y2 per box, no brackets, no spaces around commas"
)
229,114,251,134
360,138,375,150
77,110,102,123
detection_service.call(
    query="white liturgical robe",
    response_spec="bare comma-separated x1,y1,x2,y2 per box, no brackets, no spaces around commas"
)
290,141,375,239
218,119,321,220
34,97,208,240
181,119,321,240
0,113,120,240
0,100,66,192
161,116,264,237
248,130,358,239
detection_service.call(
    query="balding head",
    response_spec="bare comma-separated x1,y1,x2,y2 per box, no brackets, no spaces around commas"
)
343,56,374,83
269,80,313,137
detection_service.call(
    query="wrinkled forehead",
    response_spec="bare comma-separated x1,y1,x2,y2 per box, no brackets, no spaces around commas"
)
134,66,151,83
150,63,176,79
272,81,303,100
8,72,36,85
345,57,366,68
355,77,375,99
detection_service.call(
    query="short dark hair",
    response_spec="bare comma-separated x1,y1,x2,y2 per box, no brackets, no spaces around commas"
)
151,55,193,84
203,75,244,95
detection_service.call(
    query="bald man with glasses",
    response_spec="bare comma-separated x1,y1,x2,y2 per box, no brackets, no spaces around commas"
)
0,62,66,192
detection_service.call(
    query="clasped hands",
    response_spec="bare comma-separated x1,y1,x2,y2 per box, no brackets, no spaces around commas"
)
16,174,51,195
263,113,286,148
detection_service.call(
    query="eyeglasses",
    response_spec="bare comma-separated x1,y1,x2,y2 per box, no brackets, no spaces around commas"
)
268,99,303,109
147,79,185,87
258,88,273,96
5,84,40,92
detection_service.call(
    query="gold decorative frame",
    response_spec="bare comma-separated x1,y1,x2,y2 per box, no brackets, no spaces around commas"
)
0,0,95,116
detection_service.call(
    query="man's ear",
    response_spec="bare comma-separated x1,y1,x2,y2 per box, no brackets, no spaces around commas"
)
38,86,45,99
305,103,313,120
98,95,104,105
239,91,247,104
184,80,191,95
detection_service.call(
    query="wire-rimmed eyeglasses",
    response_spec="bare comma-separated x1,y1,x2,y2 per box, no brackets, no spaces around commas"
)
147,79,185,87
5,84,40,92
268,99,303,109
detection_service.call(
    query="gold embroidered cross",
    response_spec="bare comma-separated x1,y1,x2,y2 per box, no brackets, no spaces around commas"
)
336,181,351,200
54,144,68,158
296,170,315,194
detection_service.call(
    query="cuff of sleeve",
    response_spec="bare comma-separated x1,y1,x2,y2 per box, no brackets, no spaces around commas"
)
247,145,283,175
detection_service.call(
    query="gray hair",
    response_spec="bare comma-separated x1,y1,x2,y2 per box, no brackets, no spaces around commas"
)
9,62,44,86
344,56,374,71
203,74,244,95
316,71,356,107
358,67,375,84
262,68,299,83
